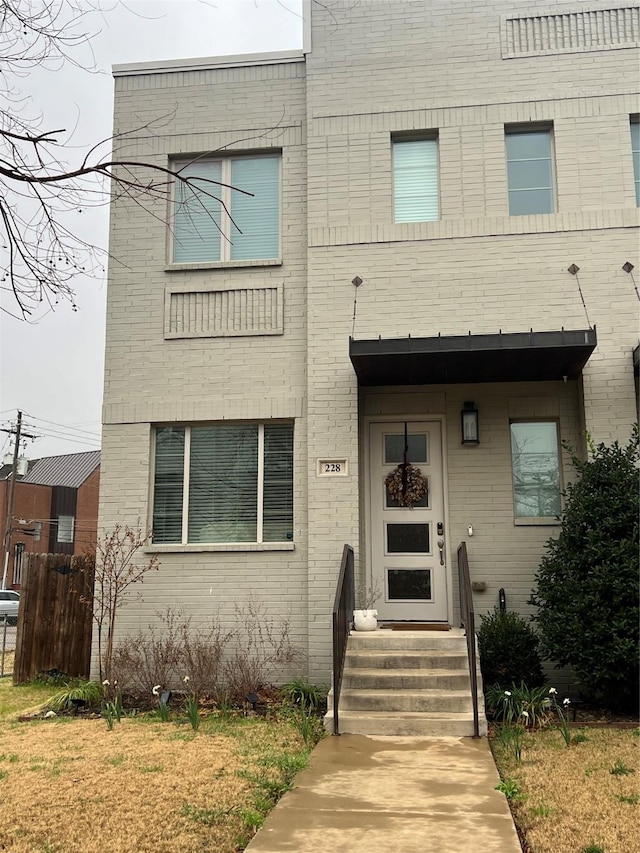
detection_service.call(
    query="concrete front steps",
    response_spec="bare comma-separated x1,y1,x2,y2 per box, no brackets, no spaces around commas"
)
324,627,487,737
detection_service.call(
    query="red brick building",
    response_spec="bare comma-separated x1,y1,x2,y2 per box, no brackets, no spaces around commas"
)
0,450,100,588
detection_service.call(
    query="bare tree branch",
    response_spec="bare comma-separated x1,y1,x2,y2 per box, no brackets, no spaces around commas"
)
0,0,273,318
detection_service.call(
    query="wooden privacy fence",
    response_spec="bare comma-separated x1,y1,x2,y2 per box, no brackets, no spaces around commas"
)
14,553,94,684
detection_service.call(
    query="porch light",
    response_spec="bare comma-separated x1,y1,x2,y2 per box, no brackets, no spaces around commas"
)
461,402,479,445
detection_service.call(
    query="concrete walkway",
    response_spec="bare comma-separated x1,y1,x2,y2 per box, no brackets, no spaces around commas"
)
246,734,522,853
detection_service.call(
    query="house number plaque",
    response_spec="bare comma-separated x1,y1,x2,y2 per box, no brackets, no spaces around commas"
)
317,459,348,477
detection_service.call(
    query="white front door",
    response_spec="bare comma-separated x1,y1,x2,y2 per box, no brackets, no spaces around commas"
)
369,421,448,621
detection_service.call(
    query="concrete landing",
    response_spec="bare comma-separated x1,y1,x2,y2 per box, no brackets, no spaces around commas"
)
245,734,521,853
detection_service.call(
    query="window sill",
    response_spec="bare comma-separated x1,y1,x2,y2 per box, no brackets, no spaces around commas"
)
165,259,282,272
514,517,561,527
145,542,295,554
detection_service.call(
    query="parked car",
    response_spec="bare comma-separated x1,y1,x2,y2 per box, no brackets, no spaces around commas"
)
0,590,19,626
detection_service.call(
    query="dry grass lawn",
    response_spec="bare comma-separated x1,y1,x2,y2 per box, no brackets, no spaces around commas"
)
492,726,640,853
0,678,314,853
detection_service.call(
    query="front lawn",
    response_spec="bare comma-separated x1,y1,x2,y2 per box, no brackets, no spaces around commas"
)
0,677,319,853
491,726,639,853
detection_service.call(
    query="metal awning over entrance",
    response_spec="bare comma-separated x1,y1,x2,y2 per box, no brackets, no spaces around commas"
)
350,328,597,386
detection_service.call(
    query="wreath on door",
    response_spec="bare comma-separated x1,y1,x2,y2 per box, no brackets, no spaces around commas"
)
385,463,428,507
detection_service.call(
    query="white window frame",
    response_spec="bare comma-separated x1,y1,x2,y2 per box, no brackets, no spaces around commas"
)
170,154,281,265
505,125,555,216
57,515,75,544
151,422,294,547
510,420,562,525
392,135,440,223
631,117,640,207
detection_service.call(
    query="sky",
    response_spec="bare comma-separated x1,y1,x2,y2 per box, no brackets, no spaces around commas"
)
0,0,303,462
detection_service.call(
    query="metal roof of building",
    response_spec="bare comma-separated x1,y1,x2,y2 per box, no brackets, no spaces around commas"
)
16,450,100,488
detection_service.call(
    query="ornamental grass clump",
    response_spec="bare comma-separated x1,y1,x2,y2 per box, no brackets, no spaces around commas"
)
485,682,552,728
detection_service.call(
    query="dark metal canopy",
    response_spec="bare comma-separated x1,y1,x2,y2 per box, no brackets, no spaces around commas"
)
350,328,597,386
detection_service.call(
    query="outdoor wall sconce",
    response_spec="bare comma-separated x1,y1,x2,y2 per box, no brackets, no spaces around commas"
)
461,402,479,445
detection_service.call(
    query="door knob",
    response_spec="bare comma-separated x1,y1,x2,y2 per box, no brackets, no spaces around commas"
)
437,539,445,565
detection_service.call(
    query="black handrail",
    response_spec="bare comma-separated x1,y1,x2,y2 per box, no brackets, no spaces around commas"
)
457,541,480,738
332,544,354,736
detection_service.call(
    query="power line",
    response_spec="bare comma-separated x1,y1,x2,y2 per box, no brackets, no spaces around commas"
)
22,412,101,439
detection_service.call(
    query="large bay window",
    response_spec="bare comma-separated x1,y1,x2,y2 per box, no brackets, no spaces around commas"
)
152,423,294,544
171,154,280,263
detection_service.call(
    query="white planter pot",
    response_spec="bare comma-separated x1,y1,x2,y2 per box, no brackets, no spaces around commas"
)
354,609,378,631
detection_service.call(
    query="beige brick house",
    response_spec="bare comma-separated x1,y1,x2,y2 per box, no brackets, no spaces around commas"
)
100,0,639,693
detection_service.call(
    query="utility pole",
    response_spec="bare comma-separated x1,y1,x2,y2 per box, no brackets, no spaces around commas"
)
1,412,37,589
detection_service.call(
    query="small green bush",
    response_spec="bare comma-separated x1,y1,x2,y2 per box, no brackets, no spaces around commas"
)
478,609,544,692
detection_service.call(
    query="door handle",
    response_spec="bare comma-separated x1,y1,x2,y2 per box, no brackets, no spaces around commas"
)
437,539,445,565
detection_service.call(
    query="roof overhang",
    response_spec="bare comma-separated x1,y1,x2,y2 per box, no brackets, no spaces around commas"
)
350,328,597,386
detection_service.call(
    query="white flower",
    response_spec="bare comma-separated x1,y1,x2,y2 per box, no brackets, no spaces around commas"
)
152,685,161,696
102,680,110,687
563,697,571,706
548,687,557,695
504,691,511,697
521,710,529,718
183,675,190,684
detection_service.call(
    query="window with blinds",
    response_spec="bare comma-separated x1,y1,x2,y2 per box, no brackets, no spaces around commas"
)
393,138,439,223
172,155,280,263
152,423,294,544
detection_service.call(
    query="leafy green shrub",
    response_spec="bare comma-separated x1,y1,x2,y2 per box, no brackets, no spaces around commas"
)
478,609,544,692
531,427,639,712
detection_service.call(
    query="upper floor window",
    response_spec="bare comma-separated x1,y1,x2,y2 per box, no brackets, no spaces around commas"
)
172,155,280,263
510,421,561,519
57,515,75,544
152,422,294,545
393,138,439,222
631,118,640,206
505,127,554,215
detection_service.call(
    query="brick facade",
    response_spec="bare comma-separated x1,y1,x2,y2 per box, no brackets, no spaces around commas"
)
100,0,639,683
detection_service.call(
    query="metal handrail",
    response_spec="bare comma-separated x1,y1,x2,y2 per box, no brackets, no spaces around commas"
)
457,541,480,738
332,544,354,736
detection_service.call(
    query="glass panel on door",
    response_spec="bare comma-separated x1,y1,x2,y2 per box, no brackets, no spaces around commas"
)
387,568,432,600
386,523,430,553
384,433,428,464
